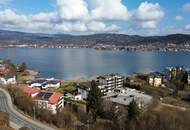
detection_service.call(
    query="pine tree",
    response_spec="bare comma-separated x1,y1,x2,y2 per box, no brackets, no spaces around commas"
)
18,62,27,72
128,99,140,121
86,80,103,122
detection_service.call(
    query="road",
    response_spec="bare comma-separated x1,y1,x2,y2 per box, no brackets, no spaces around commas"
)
161,103,187,111
0,88,56,130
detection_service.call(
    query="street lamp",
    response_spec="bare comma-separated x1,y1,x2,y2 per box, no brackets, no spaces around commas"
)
33,106,36,120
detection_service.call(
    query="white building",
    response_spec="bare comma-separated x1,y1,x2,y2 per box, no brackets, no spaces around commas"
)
27,79,61,89
149,77,154,86
97,73,125,95
154,77,162,87
0,75,16,85
77,84,91,100
27,79,46,88
42,80,61,89
149,73,163,87
64,93,83,101
104,88,152,108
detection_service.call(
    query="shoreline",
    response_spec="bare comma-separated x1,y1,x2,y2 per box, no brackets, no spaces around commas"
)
32,69,96,83
61,76,96,83
1,47,190,52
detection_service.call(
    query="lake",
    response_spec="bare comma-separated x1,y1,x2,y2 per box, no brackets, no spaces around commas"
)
0,48,190,79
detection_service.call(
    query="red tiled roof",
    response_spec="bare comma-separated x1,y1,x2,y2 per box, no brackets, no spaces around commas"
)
48,92,63,104
21,85,40,94
0,68,10,74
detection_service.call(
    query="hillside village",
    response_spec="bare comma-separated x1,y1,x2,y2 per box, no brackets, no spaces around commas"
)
1,59,190,129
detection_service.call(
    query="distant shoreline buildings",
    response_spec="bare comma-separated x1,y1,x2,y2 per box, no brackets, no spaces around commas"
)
1,43,190,52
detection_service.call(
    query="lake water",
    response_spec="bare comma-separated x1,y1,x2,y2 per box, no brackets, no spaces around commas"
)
0,48,190,79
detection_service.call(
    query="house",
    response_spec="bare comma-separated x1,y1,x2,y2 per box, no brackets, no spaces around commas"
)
148,72,163,87
64,93,83,101
0,64,5,69
149,76,154,85
0,74,16,85
77,83,91,100
42,80,61,89
35,91,64,114
27,78,61,89
27,79,47,88
0,67,10,75
20,85,40,97
97,73,125,95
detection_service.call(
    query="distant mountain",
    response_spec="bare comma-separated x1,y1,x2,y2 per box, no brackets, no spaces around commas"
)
0,30,190,46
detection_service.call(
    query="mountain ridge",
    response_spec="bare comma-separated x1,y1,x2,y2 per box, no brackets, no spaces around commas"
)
0,29,190,46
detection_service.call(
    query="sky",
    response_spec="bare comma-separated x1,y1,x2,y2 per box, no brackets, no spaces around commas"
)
0,0,190,36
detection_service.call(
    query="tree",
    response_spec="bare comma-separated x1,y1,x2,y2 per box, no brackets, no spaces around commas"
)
128,99,140,121
170,67,188,97
86,80,103,122
4,61,16,74
18,62,27,72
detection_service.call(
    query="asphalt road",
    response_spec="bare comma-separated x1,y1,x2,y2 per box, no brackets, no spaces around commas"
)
0,88,56,130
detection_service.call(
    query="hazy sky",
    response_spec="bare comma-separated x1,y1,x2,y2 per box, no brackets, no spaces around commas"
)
0,0,190,35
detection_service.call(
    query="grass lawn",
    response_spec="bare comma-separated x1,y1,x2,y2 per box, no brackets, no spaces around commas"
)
162,96,190,108
141,84,172,98
16,69,37,83
57,81,78,93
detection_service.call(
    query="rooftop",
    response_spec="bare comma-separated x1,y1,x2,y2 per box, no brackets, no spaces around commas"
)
77,83,91,91
36,92,53,100
47,80,60,84
29,79,47,84
3,74,15,79
149,72,164,78
104,88,152,107
28,79,60,85
97,73,124,79
36,91,63,104
0,68,10,75
21,85,40,94
48,92,63,104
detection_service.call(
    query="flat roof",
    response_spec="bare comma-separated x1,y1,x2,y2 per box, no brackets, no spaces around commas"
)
97,73,124,79
103,88,152,106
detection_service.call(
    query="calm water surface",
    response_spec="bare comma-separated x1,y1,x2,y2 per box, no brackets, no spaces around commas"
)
0,48,189,79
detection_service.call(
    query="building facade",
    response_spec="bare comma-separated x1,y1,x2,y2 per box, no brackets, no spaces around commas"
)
97,73,125,95
149,73,163,87
35,92,64,114
0,75,16,85
77,84,91,100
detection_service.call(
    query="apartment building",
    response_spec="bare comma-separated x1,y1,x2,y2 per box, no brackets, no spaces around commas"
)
97,73,125,95
149,72,163,87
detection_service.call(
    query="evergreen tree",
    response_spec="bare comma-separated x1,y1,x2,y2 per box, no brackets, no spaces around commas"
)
86,80,103,122
128,99,140,121
18,62,27,72
170,67,188,97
